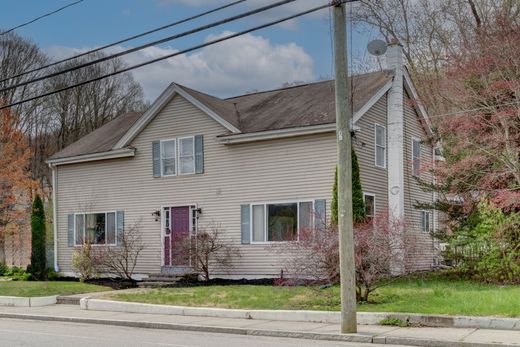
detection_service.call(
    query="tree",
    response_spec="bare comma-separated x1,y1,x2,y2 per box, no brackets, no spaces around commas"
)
29,194,46,279
279,213,414,302
431,17,520,213
95,221,145,281
0,108,37,264
331,148,366,225
184,223,240,281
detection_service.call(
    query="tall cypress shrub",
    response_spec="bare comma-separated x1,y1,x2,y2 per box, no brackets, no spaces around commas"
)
29,194,46,280
331,148,366,225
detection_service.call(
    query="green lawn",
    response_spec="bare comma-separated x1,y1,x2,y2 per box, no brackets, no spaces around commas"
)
0,281,111,297
105,274,520,317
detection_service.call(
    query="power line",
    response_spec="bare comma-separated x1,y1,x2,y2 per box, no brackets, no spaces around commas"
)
0,0,298,93
0,0,246,83
0,0,84,37
1,1,341,110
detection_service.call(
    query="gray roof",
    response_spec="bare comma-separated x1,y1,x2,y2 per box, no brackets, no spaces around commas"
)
50,112,143,159
50,70,393,160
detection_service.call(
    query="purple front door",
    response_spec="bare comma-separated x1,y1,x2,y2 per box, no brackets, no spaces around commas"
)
164,206,190,266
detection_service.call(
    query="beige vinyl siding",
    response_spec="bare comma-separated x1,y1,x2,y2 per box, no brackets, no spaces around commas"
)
55,92,411,277
56,95,339,276
403,91,437,270
355,96,388,215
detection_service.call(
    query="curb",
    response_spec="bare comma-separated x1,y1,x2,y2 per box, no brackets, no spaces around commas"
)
0,296,57,307
81,298,520,331
0,311,518,347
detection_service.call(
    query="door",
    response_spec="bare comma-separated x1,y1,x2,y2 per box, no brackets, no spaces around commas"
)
163,206,191,266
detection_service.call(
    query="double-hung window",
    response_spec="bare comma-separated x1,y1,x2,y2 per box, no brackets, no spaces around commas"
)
420,211,431,233
161,140,176,176
160,136,196,176
375,124,386,168
412,138,422,177
179,137,195,175
74,212,116,246
363,193,375,220
251,201,313,242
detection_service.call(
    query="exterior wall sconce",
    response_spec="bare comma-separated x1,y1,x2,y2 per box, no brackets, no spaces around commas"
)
194,208,202,219
152,210,161,222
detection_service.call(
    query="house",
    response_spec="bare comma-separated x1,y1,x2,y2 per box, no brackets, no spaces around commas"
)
47,42,439,279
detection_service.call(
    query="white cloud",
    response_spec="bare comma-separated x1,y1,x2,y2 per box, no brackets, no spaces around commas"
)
45,31,314,100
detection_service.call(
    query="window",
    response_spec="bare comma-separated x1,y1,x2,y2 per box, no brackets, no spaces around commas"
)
161,140,176,176
74,212,116,246
412,138,421,177
179,137,195,175
420,211,431,233
160,136,197,176
251,201,313,242
375,124,386,168
363,193,375,219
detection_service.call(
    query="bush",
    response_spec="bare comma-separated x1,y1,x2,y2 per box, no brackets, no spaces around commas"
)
279,212,415,302
445,201,520,283
1,266,30,281
0,263,7,276
331,148,366,225
72,242,99,282
28,194,47,280
95,221,145,281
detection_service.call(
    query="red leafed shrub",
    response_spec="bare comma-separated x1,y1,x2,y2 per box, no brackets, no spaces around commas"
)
277,212,415,302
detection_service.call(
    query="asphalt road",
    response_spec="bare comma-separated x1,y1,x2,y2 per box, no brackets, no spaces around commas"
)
0,318,404,347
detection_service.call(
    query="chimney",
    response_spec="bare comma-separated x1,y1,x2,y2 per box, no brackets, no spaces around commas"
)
386,39,406,275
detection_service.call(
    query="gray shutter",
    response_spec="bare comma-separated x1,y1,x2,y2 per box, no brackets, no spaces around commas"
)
67,214,74,247
116,211,124,246
314,199,326,231
195,135,204,174
240,205,250,244
152,141,161,178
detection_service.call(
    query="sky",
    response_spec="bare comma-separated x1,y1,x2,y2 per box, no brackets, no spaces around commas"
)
1,0,383,100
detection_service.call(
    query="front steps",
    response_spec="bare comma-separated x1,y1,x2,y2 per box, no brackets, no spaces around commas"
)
138,268,198,288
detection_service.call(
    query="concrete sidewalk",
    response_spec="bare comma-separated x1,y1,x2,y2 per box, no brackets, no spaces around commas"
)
0,304,519,347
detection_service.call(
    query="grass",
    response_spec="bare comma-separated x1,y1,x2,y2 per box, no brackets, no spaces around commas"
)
0,281,111,297
105,273,520,317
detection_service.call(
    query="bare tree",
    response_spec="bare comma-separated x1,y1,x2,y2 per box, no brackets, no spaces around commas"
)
183,223,241,281
95,221,145,281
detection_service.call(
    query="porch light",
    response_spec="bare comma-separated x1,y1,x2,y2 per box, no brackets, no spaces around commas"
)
152,210,161,221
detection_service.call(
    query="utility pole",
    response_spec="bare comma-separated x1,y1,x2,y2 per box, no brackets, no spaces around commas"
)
332,0,357,333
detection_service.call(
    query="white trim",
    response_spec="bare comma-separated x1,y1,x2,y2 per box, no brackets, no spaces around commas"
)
419,210,432,233
50,165,59,272
352,80,393,124
403,70,434,136
374,123,387,169
114,83,240,149
160,138,177,177
411,136,422,177
249,199,315,245
160,204,198,267
46,148,135,166
362,192,376,218
218,122,364,145
178,136,196,175
219,123,337,144
73,211,118,247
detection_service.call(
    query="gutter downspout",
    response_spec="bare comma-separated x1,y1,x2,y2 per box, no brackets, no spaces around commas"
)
49,163,59,272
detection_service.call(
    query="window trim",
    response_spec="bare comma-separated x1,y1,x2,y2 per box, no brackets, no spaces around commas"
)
178,136,196,176
374,123,387,169
73,211,118,247
160,138,177,177
420,210,431,233
362,192,376,219
412,137,422,177
249,199,315,244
